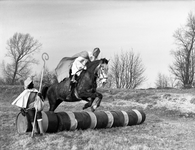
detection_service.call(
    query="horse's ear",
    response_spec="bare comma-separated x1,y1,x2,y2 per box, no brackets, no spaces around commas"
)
106,59,109,64
101,58,109,64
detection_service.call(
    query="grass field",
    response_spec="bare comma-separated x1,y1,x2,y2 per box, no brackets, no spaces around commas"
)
1,85,195,150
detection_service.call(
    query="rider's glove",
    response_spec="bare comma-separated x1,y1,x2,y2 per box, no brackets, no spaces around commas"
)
37,92,43,101
20,108,26,116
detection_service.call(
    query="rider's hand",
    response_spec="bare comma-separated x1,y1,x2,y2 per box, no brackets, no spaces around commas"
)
37,92,43,100
20,108,26,116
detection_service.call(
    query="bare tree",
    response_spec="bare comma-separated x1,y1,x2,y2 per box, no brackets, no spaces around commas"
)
170,12,195,88
155,73,169,88
42,67,58,85
110,50,145,89
33,67,57,88
168,76,177,88
2,33,42,85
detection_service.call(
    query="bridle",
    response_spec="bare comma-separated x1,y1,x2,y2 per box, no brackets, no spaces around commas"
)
95,63,108,82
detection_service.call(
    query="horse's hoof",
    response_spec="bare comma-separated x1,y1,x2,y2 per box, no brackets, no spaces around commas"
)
83,105,88,110
91,108,95,112
91,105,97,112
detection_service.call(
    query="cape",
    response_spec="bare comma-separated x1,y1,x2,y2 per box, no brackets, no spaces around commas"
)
55,51,91,82
11,88,38,108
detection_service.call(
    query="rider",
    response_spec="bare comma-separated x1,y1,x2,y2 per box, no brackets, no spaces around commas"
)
55,47,101,83
12,77,45,135
70,48,100,82
67,48,100,99
55,48,100,99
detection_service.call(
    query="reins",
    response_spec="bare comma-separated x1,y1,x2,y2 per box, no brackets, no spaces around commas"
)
74,59,107,93
97,65,107,80
94,61,108,82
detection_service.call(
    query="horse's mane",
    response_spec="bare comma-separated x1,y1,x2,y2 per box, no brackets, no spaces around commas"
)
86,58,109,69
100,58,109,64
60,58,109,83
77,58,108,82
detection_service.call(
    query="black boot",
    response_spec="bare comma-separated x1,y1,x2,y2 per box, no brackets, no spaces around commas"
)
66,81,74,100
71,74,77,83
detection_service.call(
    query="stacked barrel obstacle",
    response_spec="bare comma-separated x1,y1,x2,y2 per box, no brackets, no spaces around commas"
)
16,109,146,134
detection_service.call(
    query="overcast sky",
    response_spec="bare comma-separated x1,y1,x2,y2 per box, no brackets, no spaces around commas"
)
0,0,195,88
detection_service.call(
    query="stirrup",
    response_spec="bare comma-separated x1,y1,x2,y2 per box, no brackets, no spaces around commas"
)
71,78,77,83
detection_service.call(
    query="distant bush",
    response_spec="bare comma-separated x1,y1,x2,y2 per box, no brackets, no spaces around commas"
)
0,85,23,95
190,98,195,104
0,77,6,85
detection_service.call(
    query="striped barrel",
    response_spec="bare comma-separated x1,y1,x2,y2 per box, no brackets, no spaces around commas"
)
56,109,146,131
16,112,32,134
16,111,59,133
74,111,91,130
94,111,110,128
16,109,146,133
57,111,93,131
56,111,78,131
41,111,59,133
110,111,126,127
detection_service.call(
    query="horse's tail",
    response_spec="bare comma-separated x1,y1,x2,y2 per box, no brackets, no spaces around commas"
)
41,85,50,100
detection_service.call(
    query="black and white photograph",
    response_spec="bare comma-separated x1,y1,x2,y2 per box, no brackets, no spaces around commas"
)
1,0,195,149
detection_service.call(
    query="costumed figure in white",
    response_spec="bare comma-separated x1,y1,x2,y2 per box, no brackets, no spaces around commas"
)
12,77,45,135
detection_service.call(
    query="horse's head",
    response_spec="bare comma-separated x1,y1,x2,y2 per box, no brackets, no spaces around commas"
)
96,58,109,85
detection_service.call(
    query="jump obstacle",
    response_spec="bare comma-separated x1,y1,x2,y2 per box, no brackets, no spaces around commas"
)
16,109,146,134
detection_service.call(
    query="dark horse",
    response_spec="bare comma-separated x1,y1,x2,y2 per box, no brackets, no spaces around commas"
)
41,58,109,112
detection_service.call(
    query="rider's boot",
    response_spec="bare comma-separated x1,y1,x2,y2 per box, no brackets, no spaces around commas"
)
71,74,77,83
67,74,77,100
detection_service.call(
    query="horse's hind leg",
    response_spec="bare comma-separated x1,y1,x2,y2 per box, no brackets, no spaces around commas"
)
49,99,62,112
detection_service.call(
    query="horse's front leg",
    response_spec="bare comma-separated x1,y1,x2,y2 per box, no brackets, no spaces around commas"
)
82,97,95,110
79,91,102,111
91,92,103,112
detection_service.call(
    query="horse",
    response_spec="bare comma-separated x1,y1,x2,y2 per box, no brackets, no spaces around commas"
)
41,58,109,112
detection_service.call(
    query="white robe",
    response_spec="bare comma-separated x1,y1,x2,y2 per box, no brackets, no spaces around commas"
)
55,51,96,82
71,56,88,76
12,89,38,108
